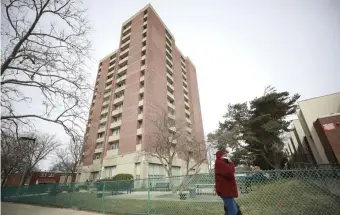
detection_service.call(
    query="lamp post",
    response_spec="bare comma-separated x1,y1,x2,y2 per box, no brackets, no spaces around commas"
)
19,137,36,186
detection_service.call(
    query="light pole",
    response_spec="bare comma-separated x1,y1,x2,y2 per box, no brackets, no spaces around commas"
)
19,137,36,186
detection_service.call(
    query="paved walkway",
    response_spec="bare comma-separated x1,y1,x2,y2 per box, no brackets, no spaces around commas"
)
1,202,103,215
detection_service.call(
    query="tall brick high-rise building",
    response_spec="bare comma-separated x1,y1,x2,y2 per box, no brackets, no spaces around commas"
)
77,4,206,181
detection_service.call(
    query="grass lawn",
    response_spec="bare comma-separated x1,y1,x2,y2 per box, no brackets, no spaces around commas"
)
8,179,340,215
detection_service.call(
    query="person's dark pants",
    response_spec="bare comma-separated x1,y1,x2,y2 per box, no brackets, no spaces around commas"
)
221,197,238,215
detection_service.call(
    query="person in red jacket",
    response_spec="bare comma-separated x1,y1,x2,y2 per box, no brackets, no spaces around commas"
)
215,150,239,215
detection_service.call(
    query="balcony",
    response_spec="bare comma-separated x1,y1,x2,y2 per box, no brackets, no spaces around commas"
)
95,147,103,153
143,21,147,26
119,56,128,65
166,56,172,66
167,82,174,91
186,118,191,124
140,76,145,82
141,55,146,61
168,113,175,120
185,109,190,116
102,100,110,106
182,66,186,72
138,100,143,106
116,75,127,83
142,28,147,34
165,33,172,44
141,45,146,52
113,96,124,104
166,64,173,75
183,79,188,87
98,126,106,133
142,37,146,43
122,25,131,33
120,40,130,49
139,87,144,94
183,86,188,94
121,32,131,42
185,101,190,108
166,73,174,83
141,65,146,71
103,91,111,98
167,91,174,100
166,48,172,58
110,120,121,129
119,48,129,56
137,128,143,136
104,85,112,91
106,77,113,84
138,113,143,120
184,93,189,101
168,102,175,110
107,69,114,77
115,85,125,93
108,135,120,142
96,137,104,143
169,126,176,132
99,117,107,124
143,13,148,18
117,65,128,75
108,63,116,70
101,108,108,115
111,109,122,116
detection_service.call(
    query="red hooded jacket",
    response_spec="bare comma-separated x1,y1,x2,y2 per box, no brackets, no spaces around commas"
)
214,150,238,197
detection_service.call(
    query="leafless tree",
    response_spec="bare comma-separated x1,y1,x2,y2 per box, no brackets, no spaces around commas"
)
1,131,27,186
54,136,84,182
141,109,206,184
20,132,60,185
1,0,92,137
1,130,59,186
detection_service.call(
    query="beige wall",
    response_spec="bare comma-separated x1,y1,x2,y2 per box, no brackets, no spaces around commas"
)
297,93,340,164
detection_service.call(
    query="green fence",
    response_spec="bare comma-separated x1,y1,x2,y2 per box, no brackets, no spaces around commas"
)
2,169,340,215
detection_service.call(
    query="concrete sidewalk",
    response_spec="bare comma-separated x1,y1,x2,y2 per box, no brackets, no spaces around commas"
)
1,202,103,215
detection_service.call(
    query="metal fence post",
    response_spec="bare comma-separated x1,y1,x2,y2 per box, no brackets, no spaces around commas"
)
101,181,106,213
147,178,151,215
69,182,74,209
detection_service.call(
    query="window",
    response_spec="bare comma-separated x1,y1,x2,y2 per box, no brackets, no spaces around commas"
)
94,153,101,160
111,128,120,135
138,120,143,129
97,132,104,138
40,173,47,177
110,54,116,60
115,104,123,110
109,61,115,66
104,166,116,178
110,141,119,149
115,91,124,99
139,93,144,101
96,143,103,149
112,115,121,122
137,136,142,145
138,107,143,114
143,10,148,15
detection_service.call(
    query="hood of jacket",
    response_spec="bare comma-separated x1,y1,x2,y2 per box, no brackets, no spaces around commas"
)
216,150,226,159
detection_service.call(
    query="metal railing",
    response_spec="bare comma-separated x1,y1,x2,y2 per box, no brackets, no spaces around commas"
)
2,169,340,215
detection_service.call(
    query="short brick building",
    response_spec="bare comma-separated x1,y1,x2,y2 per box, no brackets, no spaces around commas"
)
3,172,76,187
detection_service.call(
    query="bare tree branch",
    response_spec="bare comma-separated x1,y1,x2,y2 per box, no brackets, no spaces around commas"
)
1,0,92,137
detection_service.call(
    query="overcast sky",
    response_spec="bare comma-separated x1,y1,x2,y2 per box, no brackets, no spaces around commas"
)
38,0,340,169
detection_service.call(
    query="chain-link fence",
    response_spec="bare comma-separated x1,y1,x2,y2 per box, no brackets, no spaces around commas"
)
2,169,340,215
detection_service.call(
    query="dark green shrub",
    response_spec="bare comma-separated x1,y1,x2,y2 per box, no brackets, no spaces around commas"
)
95,174,134,192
